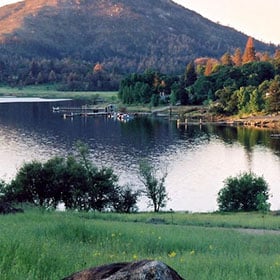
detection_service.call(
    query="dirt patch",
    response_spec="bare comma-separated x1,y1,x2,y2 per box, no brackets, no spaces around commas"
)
235,228,280,235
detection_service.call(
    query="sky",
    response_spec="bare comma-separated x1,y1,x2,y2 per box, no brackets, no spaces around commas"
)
1,0,279,45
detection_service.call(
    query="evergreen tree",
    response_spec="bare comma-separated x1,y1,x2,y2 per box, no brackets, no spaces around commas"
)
242,37,257,64
204,59,214,76
220,52,233,66
260,52,271,62
184,61,197,87
274,49,280,61
266,77,280,113
273,49,280,74
48,70,57,83
232,48,242,66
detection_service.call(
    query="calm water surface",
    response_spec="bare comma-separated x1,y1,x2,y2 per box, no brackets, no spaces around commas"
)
1,100,280,212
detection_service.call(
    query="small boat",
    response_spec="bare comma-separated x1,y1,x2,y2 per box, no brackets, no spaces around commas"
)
116,113,134,122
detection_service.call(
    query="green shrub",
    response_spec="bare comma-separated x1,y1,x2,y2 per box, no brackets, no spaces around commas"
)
217,172,270,212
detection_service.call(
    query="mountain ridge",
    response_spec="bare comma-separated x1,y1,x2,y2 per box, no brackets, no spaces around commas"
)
0,0,276,74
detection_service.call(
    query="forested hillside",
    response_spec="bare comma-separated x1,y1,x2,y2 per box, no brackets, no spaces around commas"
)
0,0,276,90
119,37,280,115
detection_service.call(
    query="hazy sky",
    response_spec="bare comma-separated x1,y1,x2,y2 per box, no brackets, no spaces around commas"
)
1,0,279,45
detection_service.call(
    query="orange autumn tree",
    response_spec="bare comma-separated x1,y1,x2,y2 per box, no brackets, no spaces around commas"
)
220,52,233,66
242,37,257,64
232,48,242,66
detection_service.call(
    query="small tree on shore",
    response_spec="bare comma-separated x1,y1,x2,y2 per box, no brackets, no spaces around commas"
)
139,160,168,212
111,185,140,213
217,172,270,212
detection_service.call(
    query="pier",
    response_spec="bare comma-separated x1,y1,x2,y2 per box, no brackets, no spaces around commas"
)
52,104,115,118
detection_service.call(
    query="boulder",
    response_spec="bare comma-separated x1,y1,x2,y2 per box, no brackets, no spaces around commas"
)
62,259,185,280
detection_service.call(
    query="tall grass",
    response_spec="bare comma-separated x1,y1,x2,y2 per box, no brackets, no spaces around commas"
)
1,209,280,279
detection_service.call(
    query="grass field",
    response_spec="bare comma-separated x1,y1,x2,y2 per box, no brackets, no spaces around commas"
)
0,85,118,102
1,208,280,279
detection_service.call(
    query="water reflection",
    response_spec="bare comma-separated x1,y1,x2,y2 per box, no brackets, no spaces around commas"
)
0,102,280,211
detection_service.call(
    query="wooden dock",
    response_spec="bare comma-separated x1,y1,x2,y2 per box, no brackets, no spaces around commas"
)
53,105,108,113
52,104,116,118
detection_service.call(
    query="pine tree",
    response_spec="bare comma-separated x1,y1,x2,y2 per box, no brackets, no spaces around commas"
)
204,59,214,76
274,49,280,61
267,77,280,113
220,52,233,66
232,48,242,66
184,61,197,86
242,37,257,64
260,52,270,62
273,49,280,74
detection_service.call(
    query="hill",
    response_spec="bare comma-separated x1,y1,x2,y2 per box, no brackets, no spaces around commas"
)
0,0,276,74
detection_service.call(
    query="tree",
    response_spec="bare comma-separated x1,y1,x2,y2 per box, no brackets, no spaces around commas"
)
232,48,242,66
204,58,215,76
7,161,45,206
191,76,213,104
48,70,57,83
273,49,280,75
214,86,238,115
266,76,280,113
248,88,264,113
6,157,76,208
72,141,119,211
139,160,168,212
220,52,233,66
217,172,270,212
111,185,140,213
242,37,257,64
3,142,122,212
236,86,255,113
184,61,197,87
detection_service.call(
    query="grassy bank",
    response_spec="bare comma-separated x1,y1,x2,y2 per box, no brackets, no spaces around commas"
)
0,85,118,103
1,209,280,279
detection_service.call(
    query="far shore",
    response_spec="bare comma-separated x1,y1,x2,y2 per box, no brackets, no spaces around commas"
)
1,85,280,130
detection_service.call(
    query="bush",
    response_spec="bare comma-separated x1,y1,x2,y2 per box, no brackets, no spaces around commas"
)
111,185,140,213
217,172,270,212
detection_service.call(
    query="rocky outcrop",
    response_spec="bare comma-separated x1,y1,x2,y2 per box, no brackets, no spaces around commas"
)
62,260,185,280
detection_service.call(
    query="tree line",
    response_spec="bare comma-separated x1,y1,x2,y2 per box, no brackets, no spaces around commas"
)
118,37,280,115
0,141,271,214
0,56,120,91
0,143,168,213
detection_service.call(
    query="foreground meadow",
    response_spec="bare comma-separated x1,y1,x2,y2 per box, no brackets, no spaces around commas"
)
1,209,280,279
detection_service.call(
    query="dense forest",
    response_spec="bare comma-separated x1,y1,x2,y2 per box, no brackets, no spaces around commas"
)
119,37,280,115
0,57,121,91
1,37,280,116
0,0,276,91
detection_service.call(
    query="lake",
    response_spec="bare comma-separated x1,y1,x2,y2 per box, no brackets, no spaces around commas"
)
1,98,280,212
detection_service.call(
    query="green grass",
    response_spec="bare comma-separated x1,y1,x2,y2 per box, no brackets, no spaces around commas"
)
84,211,280,230
0,84,118,102
1,209,280,279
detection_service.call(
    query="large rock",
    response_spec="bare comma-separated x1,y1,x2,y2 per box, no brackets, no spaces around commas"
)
62,259,185,280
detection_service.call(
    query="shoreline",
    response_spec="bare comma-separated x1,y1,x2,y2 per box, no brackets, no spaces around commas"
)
214,115,280,130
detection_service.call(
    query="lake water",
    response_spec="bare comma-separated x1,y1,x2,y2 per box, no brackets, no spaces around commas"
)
1,99,280,212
